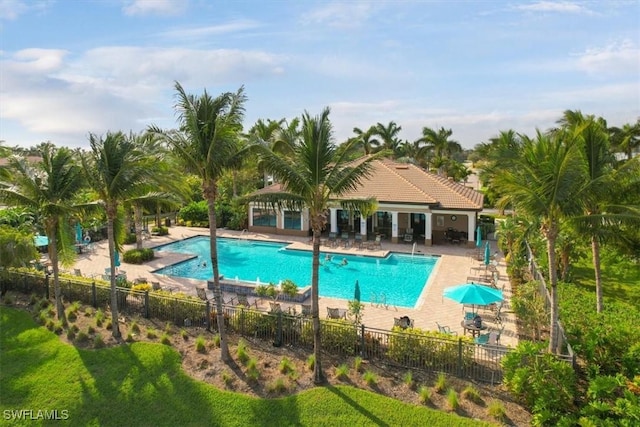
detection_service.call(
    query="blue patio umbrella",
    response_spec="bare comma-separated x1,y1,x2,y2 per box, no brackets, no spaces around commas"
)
354,280,361,302
114,250,121,268
34,235,49,247
476,225,482,247
484,241,491,268
75,223,83,244
443,282,503,308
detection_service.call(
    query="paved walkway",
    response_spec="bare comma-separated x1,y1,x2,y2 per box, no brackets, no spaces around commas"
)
71,226,517,348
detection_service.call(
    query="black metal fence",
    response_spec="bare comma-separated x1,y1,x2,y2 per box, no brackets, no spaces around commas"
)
2,269,508,384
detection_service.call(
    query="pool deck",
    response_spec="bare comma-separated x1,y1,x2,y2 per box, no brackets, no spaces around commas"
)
71,226,517,348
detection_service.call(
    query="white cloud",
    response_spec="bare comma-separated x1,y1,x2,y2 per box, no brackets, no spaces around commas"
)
574,39,640,76
0,0,51,21
301,1,376,28
517,1,592,14
122,0,187,17
158,20,261,40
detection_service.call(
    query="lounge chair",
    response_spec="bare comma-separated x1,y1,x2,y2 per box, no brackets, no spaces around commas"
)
73,268,82,277
197,287,212,301
326,307,347,320
151,281,162,291
340,232,350,248
354,233,364,249
475,325,504,345
269,301,282,313
328,232,338,248
300,304,312,316
436,322,458,336
236,293,258,309
394,316,414,329
368,235,382,250
134,277,148,284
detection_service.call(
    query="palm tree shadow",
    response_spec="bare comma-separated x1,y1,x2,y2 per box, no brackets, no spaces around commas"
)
325,385,390,427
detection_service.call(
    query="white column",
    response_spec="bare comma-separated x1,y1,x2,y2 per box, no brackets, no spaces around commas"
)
391,211,399,240
425,213,432,245
330,208,338,233
360,215,367,237
468,214,476,245
248,206,254,227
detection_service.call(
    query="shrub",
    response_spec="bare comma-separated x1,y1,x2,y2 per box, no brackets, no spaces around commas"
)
66,329,76,341
266,378,288,394
502,341,576,424
461,385,482,404
363,370,377,387
246,358,260,382
131,283,152,293
180,329,189,340
434,373,447,393
335,364,349,381
151,226,169,236
87,326,95,334
195,335,206,353
160,333,171,345
487,401,506,421
126,332,134,343
386,327,473,370
178,201,209,224
221,370,233,387
75,331,89,343
279,357,294,374
146,328,157,339
212,334,221,348
447,389,459,411
237,339,250,365
94,334,105,348
123,248,154,264
353,356,363,373
95,309,104,327
306,354,315,371
403,371,415,390
3,294,14,305
418,386,431,404
130,321,140,333
124,233,136,245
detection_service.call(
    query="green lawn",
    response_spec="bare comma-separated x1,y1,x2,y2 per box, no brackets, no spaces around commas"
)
571,255,640,305
0,307,491,427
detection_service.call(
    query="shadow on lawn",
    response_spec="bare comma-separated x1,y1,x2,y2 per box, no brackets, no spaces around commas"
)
325,384,389,426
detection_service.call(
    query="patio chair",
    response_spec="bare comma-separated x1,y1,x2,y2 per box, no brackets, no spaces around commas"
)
354,233,364,249
326,307,347,320
197,287,212,302
236,293,258,309
403,233,414,243
269,301,282,313
73,268,82,277
368,235,382,251
394,316,413,329
340,232,350,248
134,277,148,285
328,232,338,248
151,281,162,291
300,304,312,316
436,322,458,336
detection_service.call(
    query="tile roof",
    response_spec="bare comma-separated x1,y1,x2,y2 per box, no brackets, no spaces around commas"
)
252,158,484,211
339,158,483,210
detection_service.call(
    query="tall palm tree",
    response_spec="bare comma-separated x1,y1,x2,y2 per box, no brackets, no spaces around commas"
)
81,132,158,339
151,81,247,362
350,126,379,156
610,119,640,161
247,118,285,187
0,144,84,321
493,131,586,353
418,127,462,175
247,107,383,383
371,121,402,157
558,111,640,312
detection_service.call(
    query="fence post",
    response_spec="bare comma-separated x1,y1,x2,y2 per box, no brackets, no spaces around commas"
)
274,311,282,347
205,301,211,331
360,324,366,359
144,291,150,319
91,282,97,308
457,338,463,377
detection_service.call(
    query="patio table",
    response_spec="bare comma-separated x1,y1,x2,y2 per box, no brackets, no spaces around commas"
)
460,320,487,338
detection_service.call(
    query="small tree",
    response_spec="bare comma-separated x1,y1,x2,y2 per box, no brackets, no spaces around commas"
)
256,279,298,302
348,300,365,325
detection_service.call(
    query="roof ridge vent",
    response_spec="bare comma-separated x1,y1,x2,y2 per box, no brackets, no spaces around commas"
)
395,165,409,169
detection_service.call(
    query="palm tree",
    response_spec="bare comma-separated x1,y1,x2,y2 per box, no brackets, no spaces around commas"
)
151,81,247,362
0,144,84,321
493,131,586,353
81,132,158,339
350,126,379,156
371,121,402,157
247,107,383,383
418,127,462,175
558,111,640,312
609,119,640,161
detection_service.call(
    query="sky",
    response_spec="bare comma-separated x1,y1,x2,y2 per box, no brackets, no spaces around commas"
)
1,0,639,150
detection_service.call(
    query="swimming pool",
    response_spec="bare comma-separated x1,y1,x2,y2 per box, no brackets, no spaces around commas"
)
154,236,439,308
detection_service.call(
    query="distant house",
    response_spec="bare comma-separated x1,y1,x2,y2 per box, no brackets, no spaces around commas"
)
247,158,484,247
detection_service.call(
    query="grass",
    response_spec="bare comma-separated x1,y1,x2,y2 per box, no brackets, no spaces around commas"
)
572,255,640,305
0,307,492,427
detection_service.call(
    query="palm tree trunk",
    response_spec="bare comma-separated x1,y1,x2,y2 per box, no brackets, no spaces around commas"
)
134,204,144,250
207,191,230,361
592,236,604,313
311,228,324,384
107,214,121,339
48,226,66,323
546,235,559,353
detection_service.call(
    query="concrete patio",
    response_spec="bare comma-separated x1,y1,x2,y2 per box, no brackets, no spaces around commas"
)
71,225,517,348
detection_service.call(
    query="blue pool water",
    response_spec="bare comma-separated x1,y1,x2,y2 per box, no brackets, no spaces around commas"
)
154,236,439,308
